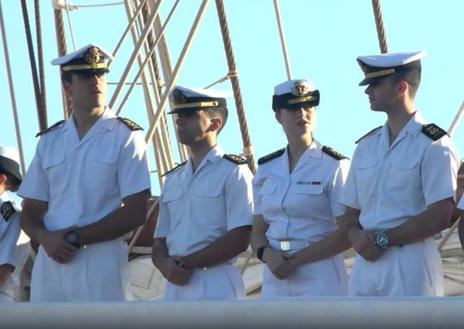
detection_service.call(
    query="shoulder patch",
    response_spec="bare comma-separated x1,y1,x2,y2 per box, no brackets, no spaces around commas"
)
117,117,143,131
36,120,65,137
258,148,285,165
322,146,349,160
421,123,447,141
1,201,16,222
223,154,247,165
355,126,382,144
161,161,187,177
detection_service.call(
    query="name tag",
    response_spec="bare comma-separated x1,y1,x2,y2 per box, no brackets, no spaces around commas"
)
296,181,320,185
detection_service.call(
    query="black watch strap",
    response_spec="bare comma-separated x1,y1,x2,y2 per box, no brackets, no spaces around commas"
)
256,245,268,262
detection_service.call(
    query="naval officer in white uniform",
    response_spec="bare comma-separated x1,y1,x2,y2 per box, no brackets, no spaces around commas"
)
340,51,458,296
152,86,253,300
18,44,151,301
251,79,350,298
0,146,22,302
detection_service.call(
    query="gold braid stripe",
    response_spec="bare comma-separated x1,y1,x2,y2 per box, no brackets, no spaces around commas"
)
62,63,107,72
173,101,220,109
287,96,314,105
365,68,395,79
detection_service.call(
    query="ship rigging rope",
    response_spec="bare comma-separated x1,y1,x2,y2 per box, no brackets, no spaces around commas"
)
20,0,47,130
53,8,72,117
54,1,124,10
204,70,238,89
215,0,256,174
371,0,388,53
35,0,47,117
63,0,77,51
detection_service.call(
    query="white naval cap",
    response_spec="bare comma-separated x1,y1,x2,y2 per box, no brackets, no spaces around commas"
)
52,44,113,73
357,50,426,86
168,85,231,114
0,145,22,185
272,79,320,112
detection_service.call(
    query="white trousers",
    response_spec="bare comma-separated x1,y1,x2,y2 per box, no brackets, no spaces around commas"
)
261,254,348,298
349,239,443,296
164,263,245,301
31,239,131,302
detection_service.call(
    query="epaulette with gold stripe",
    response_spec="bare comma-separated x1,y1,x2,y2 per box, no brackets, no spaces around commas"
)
355,126,382,144
1,201,16,222
223,154,247,165
258,148,285,165
161,161,187,177
36,120,65,137
117,117,143,131
421,123,447,141
322,146,349,161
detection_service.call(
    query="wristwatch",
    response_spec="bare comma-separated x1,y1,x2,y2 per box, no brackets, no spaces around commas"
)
256,245,269,262
65,230,81,248
375,231,390,249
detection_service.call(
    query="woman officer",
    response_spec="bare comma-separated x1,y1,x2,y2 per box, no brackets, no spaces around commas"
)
251,79,350,298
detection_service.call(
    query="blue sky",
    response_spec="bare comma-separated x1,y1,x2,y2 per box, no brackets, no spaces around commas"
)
1,0,463,195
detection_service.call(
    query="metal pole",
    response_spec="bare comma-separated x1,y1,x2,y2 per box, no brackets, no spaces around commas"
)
109,0,163,109
447,101,464,136
273,0,292,80
0,1,26,174
145,0,210,145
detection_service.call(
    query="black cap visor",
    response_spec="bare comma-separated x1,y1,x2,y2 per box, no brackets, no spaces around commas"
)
0,156,22,187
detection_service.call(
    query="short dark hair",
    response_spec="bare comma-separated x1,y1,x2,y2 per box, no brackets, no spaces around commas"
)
0,171,20,192
203,107,228,134
392,63,422,98
61,71,73,83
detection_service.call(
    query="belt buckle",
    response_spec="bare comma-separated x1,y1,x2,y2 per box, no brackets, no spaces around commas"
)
279,240,291,251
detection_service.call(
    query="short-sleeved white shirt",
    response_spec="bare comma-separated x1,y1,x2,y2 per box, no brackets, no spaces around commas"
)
253,141,349,244
458,194,464,210
17,107,151,230
0,196,20,268
0,196,21,298
154,145,253,257
341,112,458,230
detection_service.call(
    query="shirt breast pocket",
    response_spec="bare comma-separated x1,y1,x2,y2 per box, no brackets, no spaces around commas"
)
294,184,327,215
355,158,379,203
388,158,420,194
259,180,279,218
193,184,225,224
161,187,183,211
43,153,67,190
85,151,118,189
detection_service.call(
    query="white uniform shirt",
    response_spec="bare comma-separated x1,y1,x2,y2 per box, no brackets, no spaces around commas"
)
0,195,21,298
457,192,464,210
253,141,349,245
17,107,151,230
341,112,458,230
155,145,253,257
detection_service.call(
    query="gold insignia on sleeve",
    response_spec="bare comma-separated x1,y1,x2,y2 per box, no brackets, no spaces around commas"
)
117,117,143,131
421,123,447,141
161,161,187,177
35,120,66,137
258,148,285,165
223,154,247,165
1,201,16,222
322,146,348,161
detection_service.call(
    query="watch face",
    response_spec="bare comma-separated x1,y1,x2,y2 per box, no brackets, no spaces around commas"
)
65,231,79,247
376,232,389,248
